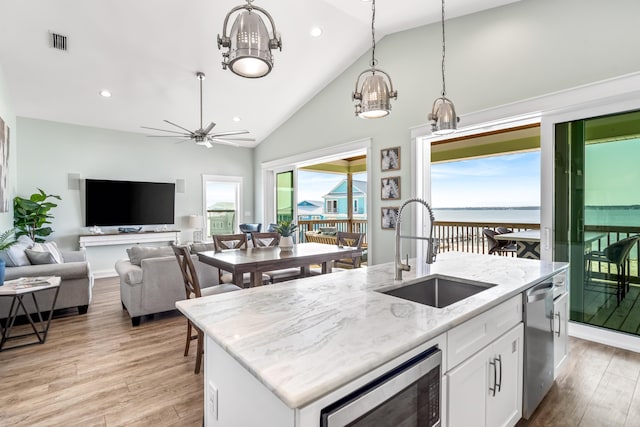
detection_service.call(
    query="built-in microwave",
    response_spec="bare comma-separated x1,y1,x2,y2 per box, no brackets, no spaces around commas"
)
320,346,441,427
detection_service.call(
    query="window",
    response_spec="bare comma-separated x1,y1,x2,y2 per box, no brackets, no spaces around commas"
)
326,200,338,214
202,175,242,238
353,199,359,213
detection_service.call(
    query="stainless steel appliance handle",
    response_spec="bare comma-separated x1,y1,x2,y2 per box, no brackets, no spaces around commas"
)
496,354,502,392
555,312,561,337
489,357,497,396
324,348,441,426
526,282,554,303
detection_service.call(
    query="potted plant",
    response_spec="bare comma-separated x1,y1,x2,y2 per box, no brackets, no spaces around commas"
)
0,228,16,285
274,220,297,251
14,189,61,243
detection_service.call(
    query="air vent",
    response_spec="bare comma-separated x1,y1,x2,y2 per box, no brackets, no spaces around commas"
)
49,31,68,51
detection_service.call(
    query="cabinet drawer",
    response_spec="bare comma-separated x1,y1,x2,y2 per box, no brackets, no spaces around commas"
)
448,294,522,369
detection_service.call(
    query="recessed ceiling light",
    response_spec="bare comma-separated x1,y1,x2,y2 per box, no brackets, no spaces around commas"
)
99,90,112,98
232,116,241,122
310,27,323,38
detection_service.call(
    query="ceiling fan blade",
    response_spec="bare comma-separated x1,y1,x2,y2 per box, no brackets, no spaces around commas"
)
163,119,196,135
210,130,249,137
141,126,188,135
209,138,240,147
146,134,192,138
203,122,216,134
213,137,256,142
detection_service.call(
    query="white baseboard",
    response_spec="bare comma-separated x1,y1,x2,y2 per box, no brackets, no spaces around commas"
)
93,269,118,279
569,321,640,353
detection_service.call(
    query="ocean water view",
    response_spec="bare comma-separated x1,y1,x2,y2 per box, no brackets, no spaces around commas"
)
433,206,640,227
433,207,540,224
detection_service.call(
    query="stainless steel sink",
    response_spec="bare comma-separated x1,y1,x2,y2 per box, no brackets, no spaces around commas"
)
379,275,496,308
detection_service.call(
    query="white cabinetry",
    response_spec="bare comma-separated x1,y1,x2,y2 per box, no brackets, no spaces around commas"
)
447,323,523,427
553,291,569,377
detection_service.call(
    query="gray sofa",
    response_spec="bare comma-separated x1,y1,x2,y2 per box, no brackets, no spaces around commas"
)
1,249,94,318
115,245,230,326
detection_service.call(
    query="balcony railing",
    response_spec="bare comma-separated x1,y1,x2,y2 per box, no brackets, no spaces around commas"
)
434,220,639,284
434,221,539,256
298,219,368,244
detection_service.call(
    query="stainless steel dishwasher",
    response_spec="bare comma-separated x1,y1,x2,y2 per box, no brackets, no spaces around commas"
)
523,279,555,419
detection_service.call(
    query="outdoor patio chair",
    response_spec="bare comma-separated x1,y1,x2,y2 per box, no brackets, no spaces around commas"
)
483,228,517,256
585,235,640,306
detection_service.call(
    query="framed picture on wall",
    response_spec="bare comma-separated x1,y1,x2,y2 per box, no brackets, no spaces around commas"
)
381,207,399,230
381,176,400,200
381,147,400,171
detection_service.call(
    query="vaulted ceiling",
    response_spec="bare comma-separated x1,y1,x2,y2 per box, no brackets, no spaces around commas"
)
0,0,519,147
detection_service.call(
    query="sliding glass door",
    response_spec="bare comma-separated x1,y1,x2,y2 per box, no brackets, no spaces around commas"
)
555,110,640,335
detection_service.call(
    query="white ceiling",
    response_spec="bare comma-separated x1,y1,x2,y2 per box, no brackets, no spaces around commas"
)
0,0,519,147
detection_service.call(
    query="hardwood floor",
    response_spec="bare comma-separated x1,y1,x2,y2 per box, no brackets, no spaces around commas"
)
2,277,640,426
0,277,203,426
519,337,640,427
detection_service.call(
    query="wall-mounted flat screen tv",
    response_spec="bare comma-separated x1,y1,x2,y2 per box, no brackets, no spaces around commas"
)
85,179,175,226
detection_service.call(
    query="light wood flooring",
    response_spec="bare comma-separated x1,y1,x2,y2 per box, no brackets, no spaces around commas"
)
2,277,640,426
0,277,203,426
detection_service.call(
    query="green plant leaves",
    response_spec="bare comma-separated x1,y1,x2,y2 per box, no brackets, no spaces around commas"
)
13,189,61,243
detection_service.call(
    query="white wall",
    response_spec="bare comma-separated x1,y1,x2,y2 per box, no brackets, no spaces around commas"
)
0,63,18,231
254,0,640,265
16,118,254,274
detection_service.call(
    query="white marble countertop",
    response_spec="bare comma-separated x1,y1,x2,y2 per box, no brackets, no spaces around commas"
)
176,251,568,409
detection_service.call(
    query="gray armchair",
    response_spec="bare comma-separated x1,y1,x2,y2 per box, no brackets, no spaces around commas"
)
115,246,221,326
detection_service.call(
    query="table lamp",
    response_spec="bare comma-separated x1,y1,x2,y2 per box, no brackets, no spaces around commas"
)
188,215,204,243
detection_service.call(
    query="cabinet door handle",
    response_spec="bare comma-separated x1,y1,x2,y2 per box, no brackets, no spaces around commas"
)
489,357,497,396
496,354,502,392
556,312,561,337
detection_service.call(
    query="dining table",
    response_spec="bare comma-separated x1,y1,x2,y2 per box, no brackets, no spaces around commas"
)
196,242,363,288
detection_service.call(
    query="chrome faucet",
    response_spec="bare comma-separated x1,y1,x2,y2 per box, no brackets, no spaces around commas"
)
395,197,438,280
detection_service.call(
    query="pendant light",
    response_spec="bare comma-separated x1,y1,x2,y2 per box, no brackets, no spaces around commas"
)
428,0,459,134
218,0,282,78
352,0,397,119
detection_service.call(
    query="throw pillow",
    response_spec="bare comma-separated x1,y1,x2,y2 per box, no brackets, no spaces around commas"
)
31,242,63,264
2,235,34,267
126,246,174,266
25,249,56,265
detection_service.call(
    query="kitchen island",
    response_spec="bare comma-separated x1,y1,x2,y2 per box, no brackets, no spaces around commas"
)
176,251,568,426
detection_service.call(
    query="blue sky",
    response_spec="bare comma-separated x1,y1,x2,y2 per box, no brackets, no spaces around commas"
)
297,171,367,203
431,151,541,208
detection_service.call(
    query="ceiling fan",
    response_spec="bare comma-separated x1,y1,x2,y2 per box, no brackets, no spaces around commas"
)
142,71,255,148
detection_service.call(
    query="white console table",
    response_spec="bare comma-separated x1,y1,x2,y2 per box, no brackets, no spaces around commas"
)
79,230,181,248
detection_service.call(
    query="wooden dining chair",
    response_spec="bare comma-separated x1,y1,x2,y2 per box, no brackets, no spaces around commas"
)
250,232,303,283
212,233,269,286
335,232,365,269
250,232,280,247
172,245,241,374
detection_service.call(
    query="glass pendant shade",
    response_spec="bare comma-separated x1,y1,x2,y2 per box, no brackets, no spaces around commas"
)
218,2,282,79
429,96,459,134
353,69,397,119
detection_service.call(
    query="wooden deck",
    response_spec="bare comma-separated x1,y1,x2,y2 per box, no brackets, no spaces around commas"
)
581,284,640,335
